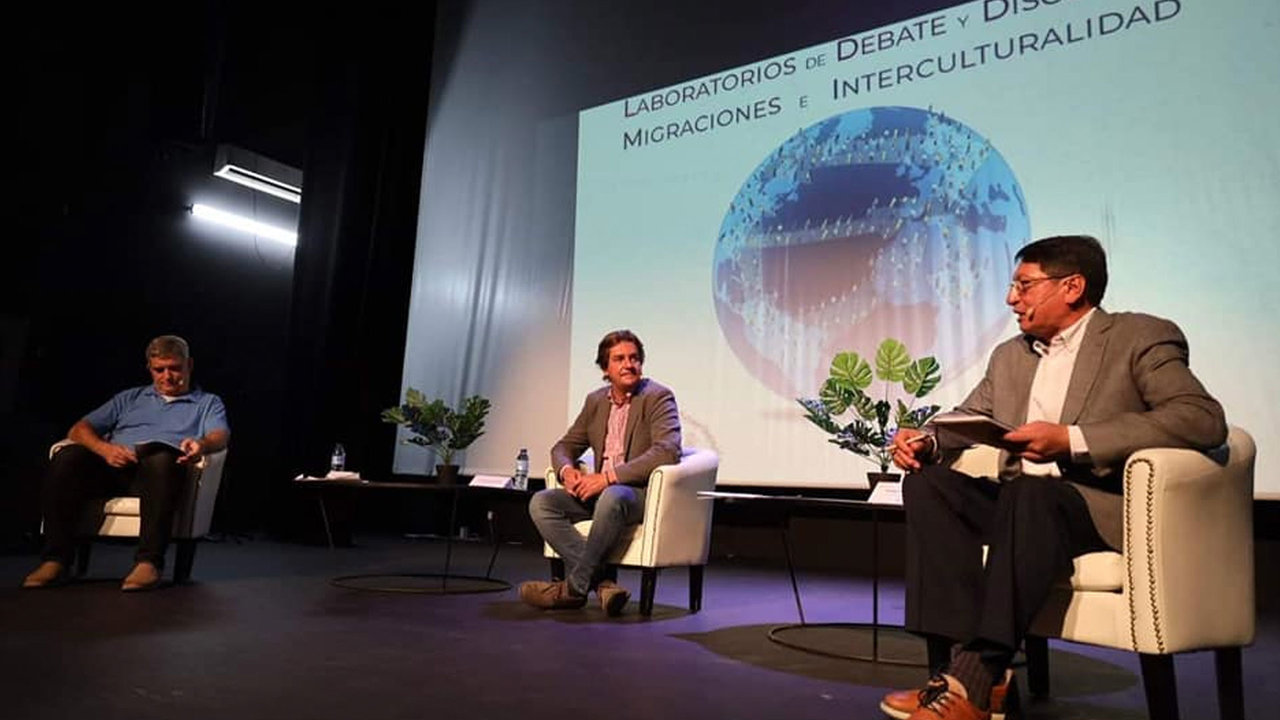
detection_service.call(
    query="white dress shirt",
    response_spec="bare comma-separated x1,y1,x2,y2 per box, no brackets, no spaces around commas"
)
1022,308,1096,476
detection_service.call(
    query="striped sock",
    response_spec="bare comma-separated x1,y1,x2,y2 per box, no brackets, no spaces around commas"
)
947,650,996,710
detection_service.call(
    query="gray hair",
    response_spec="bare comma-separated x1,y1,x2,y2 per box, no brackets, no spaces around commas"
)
145,335,190,361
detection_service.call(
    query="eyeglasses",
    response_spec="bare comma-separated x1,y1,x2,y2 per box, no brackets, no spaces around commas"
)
1008,275,1070,296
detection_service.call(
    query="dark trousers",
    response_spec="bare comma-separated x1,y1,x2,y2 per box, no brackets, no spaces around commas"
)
903,465,1110,657
40,443,188,568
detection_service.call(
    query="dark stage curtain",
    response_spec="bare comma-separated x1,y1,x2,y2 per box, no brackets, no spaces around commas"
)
278,7,435,527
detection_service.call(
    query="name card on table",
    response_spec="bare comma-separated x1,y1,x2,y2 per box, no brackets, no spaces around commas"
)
294,471,365,483
469,474,513,489
867,479,903,506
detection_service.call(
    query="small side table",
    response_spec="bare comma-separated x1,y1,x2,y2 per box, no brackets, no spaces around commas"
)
698,490,922,666
295,478,529,595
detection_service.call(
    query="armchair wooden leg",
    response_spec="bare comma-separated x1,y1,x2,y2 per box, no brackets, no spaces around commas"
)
549,558,565,581
1215,647,1244,720
173,539,198,583
1024,635,1050,699
1139,653,1180,720
688,565,704,612
74,542,92,577
639,568,658,616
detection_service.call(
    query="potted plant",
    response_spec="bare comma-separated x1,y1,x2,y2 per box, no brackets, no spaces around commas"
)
797,339,942,487
381,389,491,484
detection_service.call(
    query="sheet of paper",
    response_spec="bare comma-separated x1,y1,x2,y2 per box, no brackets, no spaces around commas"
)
469,474,513,489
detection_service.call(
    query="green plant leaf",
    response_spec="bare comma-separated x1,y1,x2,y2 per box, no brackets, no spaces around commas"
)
801,341,944,474
405,387,427,407
873,399,891,429
894,398,911,427
819,377,855,414
849,388,877,421
450,395,491,450
380,407,407,425
899,403,942,429
831,419,880,455
828,437,870,457
903,356,942,397
875,338,911,382
830,351,872,390
381,388,490,465
797,398,842,435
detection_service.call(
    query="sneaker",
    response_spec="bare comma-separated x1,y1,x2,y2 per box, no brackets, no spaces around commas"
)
22,560,69,589
881,670,1015,720
518,580,587,610
596,579,630,616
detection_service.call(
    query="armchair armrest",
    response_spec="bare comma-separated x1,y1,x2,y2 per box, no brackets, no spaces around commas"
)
1120,425,1255,652
637,448,719,566
184,449,227,538
49,438,76,459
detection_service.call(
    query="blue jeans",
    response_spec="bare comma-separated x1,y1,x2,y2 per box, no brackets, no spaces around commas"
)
528,485,646,597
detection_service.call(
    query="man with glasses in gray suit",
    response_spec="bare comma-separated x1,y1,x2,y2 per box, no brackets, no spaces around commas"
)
881,235,1226,720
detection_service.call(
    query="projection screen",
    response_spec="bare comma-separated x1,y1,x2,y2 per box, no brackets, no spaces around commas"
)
568,0,1280,491
400,0,1278,498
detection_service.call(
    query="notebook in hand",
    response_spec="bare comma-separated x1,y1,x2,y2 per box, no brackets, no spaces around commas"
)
931,411,1022,450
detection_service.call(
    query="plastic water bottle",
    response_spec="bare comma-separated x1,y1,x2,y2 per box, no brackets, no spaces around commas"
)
513,448,529,490
330,443,346,473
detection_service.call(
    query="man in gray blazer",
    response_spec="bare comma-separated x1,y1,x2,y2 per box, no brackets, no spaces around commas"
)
881,236,1226,720
519,329,681,615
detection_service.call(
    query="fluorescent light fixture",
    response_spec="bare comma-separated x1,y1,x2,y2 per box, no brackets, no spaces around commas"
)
213,164,302,203
212,144,304,204
191,203,297,246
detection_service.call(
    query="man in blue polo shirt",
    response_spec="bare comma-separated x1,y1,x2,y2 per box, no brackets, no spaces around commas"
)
22,335,230,591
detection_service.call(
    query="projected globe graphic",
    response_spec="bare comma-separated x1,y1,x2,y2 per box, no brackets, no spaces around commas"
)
713,106,1027,398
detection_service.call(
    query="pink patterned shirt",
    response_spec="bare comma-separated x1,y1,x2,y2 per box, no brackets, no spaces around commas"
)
601,391,631,483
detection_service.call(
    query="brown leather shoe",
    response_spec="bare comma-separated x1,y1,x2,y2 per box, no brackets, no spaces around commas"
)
596,579,630,616
22,560,68,589
518,580,587,609
881,670,1014,720
121,561,162,592
904,675,990,720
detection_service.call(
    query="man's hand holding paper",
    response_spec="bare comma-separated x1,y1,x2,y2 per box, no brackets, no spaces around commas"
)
1003,420,1071,462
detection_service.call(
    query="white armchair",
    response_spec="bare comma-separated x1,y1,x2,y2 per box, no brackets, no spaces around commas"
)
951,426,1255,720
49,440,228,582
544,447,719,616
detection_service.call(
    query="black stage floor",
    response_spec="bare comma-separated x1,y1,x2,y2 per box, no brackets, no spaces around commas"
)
3,536,1276,720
